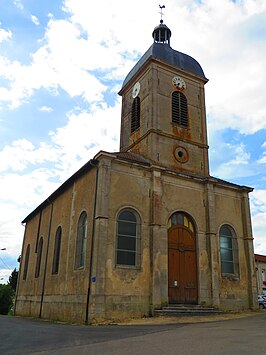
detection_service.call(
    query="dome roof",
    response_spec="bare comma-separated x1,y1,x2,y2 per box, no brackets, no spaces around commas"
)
121,42,207,89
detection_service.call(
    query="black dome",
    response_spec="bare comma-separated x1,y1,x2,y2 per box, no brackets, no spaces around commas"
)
122,42,207,89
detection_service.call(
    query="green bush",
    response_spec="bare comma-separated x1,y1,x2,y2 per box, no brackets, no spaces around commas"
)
0,284,14,315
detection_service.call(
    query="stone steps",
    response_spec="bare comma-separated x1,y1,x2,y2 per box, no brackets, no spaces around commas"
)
154,304,223,317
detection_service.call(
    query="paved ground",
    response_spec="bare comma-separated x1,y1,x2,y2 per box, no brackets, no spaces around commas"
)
0,311,266,354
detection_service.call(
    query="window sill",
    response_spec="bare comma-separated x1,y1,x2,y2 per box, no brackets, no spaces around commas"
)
222,273,239,281
115,264,140,271
130,128,140,135
171,122,189,130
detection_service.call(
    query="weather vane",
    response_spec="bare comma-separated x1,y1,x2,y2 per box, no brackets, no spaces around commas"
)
159,5,165,23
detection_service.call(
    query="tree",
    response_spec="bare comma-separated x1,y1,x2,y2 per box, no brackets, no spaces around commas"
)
0,284,13,315
8,268,18,292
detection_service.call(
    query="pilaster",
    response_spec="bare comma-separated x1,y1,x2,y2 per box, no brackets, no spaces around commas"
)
241,193,258,309
205,182,220,307
150,167,168,309
89,157,112,320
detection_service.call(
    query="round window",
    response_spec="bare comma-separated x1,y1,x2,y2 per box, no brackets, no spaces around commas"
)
174,146,189,163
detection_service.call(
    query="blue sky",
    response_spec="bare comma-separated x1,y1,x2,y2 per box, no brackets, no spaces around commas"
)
0,0,266,282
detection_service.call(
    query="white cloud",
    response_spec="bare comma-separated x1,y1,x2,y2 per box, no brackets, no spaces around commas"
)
209,130,253,179
0,139,60,172
48,100,121,180
0,269,12,284
0,100,121,258
0,139,35,172
258,142,266,164
166,1,266,135
225,143,250,166
31,15,40,26
0,28,12,43
258,156,266,164
0,19,109,108
0,0,265,136
0,167,63,258
40,106,53,112
13,0,24,11
250,190,266,254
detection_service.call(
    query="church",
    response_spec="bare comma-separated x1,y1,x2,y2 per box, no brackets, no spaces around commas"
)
15,16,258,324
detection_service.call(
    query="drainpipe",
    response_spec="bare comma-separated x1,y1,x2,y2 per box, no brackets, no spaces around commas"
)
39,200,53,318
85,160,99,324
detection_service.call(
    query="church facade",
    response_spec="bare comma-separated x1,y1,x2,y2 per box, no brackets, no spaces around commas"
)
15,20,258,324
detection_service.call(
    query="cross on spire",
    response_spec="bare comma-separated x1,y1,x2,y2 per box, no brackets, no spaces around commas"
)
159,4,165,23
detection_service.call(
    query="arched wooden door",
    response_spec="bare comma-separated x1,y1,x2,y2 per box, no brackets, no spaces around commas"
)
168,213,197,304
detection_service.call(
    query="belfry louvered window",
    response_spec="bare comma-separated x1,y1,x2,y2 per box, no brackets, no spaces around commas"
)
172,91,188,127
131,97,140,133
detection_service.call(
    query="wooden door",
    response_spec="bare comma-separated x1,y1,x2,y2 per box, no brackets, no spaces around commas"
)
168,226,197,304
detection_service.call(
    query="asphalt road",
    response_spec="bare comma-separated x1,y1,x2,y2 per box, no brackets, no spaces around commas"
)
0,312,266,354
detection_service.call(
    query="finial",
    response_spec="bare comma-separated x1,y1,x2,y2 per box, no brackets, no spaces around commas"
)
153,5,171,45
159,4,165,24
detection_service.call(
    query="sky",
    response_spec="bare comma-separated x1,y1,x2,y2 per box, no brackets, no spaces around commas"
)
0,0,266,283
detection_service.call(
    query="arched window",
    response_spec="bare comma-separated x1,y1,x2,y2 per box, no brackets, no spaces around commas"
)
168,211,195,233
172,91,188,128
52,227,62,274
23,244,30,280
116,209,140,267
75,211,88,269
219,225,239,275
35,237,43,278
131,97,140,133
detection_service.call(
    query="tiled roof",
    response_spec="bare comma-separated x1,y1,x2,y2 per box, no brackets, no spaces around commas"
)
114,151,151,165
255,254,266,262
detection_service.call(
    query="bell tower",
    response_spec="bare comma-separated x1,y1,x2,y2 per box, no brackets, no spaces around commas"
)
118,11,209,176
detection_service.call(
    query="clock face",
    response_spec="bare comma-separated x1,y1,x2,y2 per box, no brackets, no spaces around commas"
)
172,76,186,90
132,82,140,98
